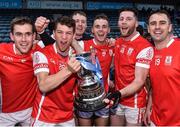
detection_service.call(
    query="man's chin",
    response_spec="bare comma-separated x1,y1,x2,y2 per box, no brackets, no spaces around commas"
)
121,34,130,37
76,32,83,36
19,49,30,54
59,47,69,52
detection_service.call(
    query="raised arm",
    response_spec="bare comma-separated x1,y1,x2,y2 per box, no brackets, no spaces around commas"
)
35,16,55,46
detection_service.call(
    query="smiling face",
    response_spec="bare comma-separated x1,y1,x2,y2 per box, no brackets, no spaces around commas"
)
92,18,110,44
118,11,138,37
148,13,172,43
54,23,74,52
72,13,87,38
10,24,36,55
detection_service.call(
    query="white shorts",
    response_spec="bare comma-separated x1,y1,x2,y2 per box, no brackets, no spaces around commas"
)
150,121,156,126
0,107,32,126
115,104,145,124
31,118,75,127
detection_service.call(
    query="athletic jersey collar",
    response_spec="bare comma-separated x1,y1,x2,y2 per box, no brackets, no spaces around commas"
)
92,39,108,46
13,43,32,56
130,32,140,42
166,38,174,48
53,43,72,57
93,39,97,45
13,44,17,54
53,43,57,53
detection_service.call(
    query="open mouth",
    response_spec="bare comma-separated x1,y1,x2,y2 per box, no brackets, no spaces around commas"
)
154,31,162,36
121,27,128,32
76,27,83,31
60,41,67,45
20,43,28,49
97,33,104,37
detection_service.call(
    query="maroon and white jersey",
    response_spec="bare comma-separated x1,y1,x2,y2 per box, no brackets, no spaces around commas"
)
83,39,114,92
32,43,76,123
114,33,154,108
150,39,180,125
0,43,38,113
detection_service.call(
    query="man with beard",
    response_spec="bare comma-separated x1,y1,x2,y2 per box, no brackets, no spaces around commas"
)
143,10,180,126
108,8,154,126
31,16,81,126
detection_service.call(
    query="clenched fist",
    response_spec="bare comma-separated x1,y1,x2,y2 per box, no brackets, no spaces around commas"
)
35,16,50,33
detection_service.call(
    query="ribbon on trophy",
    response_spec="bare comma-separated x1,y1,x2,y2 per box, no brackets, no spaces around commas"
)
76,55,103,85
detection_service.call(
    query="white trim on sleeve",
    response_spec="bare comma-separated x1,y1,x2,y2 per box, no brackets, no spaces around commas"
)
34,68,49,75
136,62,150,69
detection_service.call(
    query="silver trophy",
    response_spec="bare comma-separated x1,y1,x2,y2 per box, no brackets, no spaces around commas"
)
74,52,107,112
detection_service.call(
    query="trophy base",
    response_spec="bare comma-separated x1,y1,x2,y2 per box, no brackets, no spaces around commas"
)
75,80,107,112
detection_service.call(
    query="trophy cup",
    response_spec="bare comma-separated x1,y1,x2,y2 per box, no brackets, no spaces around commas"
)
74,52,107,112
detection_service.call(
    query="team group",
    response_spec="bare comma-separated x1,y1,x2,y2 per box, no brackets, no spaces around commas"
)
0,7,179,126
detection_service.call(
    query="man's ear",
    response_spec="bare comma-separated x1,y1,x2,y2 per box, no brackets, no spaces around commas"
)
168,24,172,33
108,27,110,34
135,20,139,28
10,32,14,41
147,25,150,33
91,27,94,35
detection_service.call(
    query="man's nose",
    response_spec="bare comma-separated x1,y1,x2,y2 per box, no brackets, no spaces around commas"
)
62,33,67,39
21,34,26,41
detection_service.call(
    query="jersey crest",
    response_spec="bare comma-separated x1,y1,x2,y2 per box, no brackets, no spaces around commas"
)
165,56,172,65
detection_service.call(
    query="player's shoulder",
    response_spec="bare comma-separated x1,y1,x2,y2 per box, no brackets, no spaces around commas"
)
0,42,13,47
0,42,14,53
136,35,153,47
171,38,180,49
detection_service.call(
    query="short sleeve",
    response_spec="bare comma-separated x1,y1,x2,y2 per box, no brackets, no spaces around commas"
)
135,46,154,68
33,51,49,75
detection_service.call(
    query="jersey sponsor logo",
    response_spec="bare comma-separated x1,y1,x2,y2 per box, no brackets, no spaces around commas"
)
3,56,13,62
165,56,172,65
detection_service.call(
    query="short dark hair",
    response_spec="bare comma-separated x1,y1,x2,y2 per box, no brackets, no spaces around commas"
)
93,13,109,25
119,7,138,20
54,16,76,33
10,16,36,33
147,10,171,24
71,11,87,18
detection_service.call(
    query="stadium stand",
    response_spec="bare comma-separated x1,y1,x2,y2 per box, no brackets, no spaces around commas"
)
0,0,179,41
